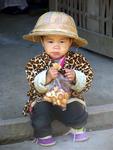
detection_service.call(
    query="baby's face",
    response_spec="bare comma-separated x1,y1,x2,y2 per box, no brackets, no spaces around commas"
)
42,35,72,59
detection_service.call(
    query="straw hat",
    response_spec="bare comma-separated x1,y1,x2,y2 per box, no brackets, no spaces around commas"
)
23,11,88,47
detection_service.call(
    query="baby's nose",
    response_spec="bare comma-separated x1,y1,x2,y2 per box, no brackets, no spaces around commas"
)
54,45,60,48
53,42,60,48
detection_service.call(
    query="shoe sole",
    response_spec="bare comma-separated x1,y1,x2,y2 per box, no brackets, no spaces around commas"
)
75,136,89,142
39,141,56,146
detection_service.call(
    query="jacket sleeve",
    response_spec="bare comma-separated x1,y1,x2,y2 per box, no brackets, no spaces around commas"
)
72,53,94,93
25,57,39,88
34,70,49,93
25,55,50,94
71,70,87,92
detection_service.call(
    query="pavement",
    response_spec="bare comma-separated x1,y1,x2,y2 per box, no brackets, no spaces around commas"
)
0,13,113,146
1,129,113,150
0,13,113,119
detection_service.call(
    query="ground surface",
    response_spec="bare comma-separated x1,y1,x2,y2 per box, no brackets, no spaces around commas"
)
0,13,113,119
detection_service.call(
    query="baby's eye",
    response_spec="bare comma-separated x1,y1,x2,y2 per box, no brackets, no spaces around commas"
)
48,40,53,43
60,40,65,43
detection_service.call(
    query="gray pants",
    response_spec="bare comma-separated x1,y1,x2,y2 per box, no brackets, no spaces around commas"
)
30,101,88,138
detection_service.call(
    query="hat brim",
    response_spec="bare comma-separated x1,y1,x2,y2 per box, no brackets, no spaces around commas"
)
23,31,88,47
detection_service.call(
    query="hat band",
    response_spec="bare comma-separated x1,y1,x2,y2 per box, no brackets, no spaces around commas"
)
32,23,78,36
32,28,78,38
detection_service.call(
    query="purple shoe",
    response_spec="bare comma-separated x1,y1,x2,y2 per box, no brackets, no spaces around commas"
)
74,131,89,142
65,128,89,142
34,135,56,146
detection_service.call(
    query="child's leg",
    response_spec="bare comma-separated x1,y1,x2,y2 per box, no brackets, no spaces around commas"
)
54,101,88,127
54,101,88,141
30,101,56,146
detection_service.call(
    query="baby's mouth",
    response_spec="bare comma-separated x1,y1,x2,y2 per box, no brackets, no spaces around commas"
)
52,52,60,55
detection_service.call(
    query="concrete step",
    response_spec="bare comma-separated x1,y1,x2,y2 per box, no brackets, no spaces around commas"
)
0,103,113,144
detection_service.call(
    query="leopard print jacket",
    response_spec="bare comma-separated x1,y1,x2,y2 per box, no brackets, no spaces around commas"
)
23,50,93,115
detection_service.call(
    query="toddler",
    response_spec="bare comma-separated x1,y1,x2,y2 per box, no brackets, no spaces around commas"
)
23,11,93,146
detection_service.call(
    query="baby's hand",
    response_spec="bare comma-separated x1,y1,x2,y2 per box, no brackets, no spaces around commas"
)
64,68,76,82
46,67,58,83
